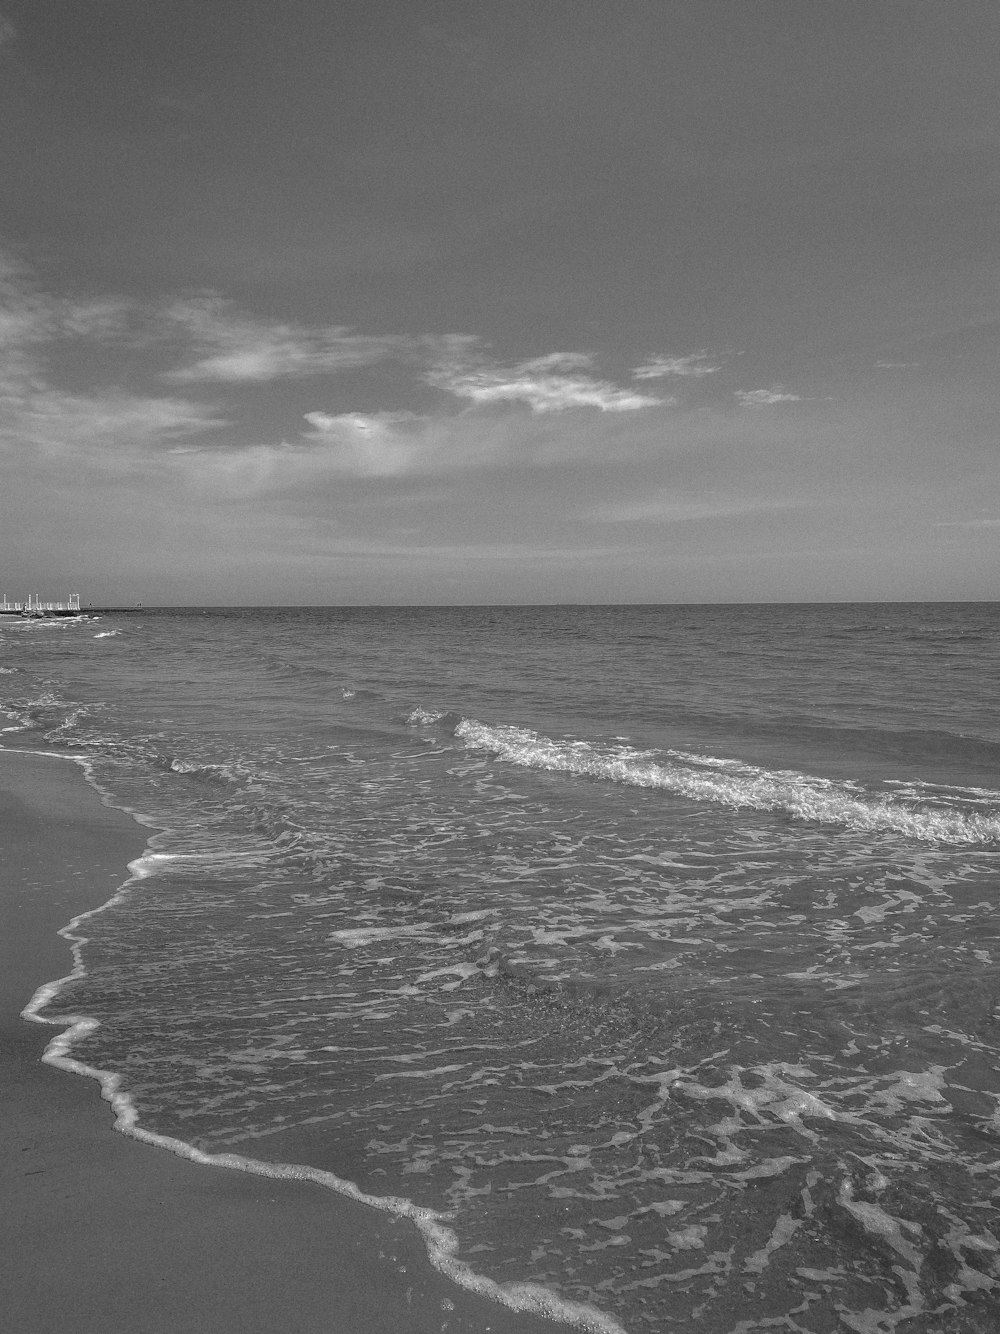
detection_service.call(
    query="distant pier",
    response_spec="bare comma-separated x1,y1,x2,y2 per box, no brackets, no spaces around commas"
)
0,594,82,618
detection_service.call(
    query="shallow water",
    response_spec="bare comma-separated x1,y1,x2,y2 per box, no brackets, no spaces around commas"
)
4,604,1000,1331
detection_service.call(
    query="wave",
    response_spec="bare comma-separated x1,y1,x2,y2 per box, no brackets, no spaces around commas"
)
405,706,465,731
0,689,85,735
22,856,623,1334
406,712,1000,846
157,755,254,788
1,706,32,732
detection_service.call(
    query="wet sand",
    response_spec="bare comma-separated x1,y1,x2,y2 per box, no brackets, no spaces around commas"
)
0,749,559,1334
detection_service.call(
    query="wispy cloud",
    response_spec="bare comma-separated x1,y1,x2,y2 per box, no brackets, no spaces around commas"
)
59,297,138,340
1,251,670,454
162,296,411,383
0,261,467,393
1,255,142,356
3,387,226,466
0,258,57,394
176,391,673,494
933,516,1000,529
300,410,430,477
178,407,507,490
735,386,801,407
0,252,226,464
590,491,807,524
428,351,666,413
297,402,599,478
631,352,721,380
171,410,468,494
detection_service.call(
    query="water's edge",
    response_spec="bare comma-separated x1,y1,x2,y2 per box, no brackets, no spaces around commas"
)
12,744,624,1334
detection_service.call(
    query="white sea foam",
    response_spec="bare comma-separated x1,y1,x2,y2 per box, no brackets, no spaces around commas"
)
329,924,437,947
27,689,66,707
407,705,448,727
21,855,625,1334
453,718,1000,845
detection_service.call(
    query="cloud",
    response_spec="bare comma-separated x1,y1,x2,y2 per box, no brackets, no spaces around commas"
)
175,407,489,492
1,254,138,345
300,410,429,477
0,256,146,408
0,262,462,391
590,491,807,524
59,297,137,340
176,389,670,495
168,410,460,497
516,352,596,373
2,387,226,466
0,248,672,504
296,405,577,478
735,386,801,407
162,296,411,382
933,516,1000,529
428,350,666,412
0,262,57,393
446,373,660,412
0,250,226,466
1,250,666,455
631,353,721,380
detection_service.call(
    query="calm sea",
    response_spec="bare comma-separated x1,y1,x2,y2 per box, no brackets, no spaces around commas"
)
3,604,1000,1332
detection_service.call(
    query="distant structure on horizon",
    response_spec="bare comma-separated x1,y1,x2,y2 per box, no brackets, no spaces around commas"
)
0,593,82,618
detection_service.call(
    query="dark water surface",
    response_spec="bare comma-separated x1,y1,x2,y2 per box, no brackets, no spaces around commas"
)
3,604,999,1332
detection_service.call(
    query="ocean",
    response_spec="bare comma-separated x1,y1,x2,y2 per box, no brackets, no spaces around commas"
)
3,603,999,1333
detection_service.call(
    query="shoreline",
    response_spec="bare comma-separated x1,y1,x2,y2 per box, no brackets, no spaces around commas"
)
0,748,569,1334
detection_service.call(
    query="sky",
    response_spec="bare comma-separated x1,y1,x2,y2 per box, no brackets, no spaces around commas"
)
1,0,998,605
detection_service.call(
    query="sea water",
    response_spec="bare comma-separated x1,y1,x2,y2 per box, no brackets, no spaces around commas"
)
3,604,999,1332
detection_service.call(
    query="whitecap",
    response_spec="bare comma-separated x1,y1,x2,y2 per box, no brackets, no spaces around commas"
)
454,718,1000,845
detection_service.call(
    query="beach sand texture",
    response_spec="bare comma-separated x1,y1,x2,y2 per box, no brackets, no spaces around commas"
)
0,750,558,1334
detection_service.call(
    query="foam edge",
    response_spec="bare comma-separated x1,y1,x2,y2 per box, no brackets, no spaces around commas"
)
20,888,625,1334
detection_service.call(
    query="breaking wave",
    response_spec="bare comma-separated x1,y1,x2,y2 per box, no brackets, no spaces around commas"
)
406,712,1000,846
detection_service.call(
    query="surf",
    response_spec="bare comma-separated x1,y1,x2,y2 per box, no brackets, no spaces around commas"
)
414,714,1000,846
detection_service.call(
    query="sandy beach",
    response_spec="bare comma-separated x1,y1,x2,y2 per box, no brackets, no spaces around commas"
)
0,749,559,1334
